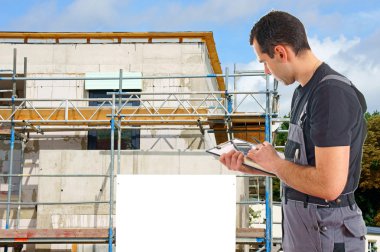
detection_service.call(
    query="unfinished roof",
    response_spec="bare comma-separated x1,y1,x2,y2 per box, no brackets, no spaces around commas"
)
0,31,225,90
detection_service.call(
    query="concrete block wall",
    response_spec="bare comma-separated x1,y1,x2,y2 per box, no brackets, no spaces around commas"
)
30,149,250,251
36,150,248,231
0,140,22,216
0,42,219,152
36,149,235,222
0,40,221,212
0,41,238,251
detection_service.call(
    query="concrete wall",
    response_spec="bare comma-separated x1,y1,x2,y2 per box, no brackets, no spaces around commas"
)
0,141,21,192
0,41,220,218
0,42,219,166
36,150,245,227
0,42,247,251
33,150,249,252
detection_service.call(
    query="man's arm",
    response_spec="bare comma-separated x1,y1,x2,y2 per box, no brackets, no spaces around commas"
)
219,142,350,200
248,142,349,200
219,150,272,176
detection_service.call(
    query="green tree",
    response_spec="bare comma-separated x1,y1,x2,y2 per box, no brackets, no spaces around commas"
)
357,112,380,226
274,116,289,147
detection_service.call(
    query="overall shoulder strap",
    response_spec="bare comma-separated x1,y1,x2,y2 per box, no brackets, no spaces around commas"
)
319,74,367,113
297,74,366,127
320,74,352,86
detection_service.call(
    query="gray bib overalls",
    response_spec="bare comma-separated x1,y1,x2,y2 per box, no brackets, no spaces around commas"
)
281,75,367,252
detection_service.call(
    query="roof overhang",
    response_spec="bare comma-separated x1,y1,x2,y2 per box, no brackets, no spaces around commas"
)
0,31,225,90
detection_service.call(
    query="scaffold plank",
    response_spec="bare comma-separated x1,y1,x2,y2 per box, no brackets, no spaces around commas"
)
236,228,265,238
0,229,114,247
0,228,111,239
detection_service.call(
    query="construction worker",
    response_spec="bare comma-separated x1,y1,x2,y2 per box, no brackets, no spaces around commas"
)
220,11,367,252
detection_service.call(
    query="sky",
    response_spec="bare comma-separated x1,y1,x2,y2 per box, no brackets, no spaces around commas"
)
1,0,379,115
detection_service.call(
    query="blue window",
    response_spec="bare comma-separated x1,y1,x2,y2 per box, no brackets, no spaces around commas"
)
87,90,140,150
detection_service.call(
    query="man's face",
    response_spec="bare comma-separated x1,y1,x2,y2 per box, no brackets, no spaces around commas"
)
252,39,294,85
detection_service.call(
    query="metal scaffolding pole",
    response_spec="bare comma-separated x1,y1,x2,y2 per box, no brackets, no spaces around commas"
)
265,74,273,252
224,67,233,140
0,72,267,82
5,48,17,252
108,94,116,252
233,64,237,110
0,90,272,97
16,57,27,229
16,140,25,229
117,69,122,175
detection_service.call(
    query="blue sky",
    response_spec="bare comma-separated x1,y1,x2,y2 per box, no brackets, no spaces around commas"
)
1,0,379,114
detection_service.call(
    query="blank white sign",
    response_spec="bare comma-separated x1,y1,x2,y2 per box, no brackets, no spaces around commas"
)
116,175,236,252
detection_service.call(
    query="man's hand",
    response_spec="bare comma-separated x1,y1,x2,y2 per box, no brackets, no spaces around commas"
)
219,150,244,171
219,147,275,175
247,141,282,175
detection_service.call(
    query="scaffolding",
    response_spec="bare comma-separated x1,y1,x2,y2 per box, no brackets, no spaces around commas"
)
0,47,283,252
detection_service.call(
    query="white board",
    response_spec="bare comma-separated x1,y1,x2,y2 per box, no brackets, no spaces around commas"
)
116,175,236,252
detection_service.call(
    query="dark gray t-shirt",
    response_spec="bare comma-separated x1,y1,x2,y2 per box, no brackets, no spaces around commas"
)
290,63,367,193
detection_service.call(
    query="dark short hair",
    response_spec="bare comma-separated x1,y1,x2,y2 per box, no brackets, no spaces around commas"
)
250,11,310,58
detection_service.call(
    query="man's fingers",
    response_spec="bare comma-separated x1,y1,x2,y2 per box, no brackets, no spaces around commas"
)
246,151,254,160
237,152,244,167
219,154,226,165
220,150,246,171
262,141,271,146
231,151,242,170
255,144,263,150
233,151,241,159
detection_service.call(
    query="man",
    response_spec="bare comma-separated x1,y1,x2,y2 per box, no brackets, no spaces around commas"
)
220,11,367,252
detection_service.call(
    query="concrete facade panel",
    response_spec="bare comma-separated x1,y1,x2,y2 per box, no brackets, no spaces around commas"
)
1,40,231,251
142,43,181,59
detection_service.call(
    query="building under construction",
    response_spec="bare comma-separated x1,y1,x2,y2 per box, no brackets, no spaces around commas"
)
0,32,283,252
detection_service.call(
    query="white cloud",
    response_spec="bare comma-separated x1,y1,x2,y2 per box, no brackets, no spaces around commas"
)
236,34,380,116
309,36,360,62
312,34,380,114
10,0,268,31
11,0,128,31
149,0,267,29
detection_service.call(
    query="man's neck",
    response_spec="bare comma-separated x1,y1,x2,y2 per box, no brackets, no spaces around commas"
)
294,51,322,87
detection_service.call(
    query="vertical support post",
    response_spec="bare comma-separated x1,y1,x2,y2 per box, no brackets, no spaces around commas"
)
5,48,17,252
117,69,122,175
12,48,16,97
6,96,15,227
108,94,116,252
16,141,25,229
224,67,233,140
65,100,69,121
23,57,27,99
16,57,27,228
233,64,237,110
265,74,272,252
226,67,232,114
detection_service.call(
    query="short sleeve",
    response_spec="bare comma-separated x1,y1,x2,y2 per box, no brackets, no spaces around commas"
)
309,83,359,147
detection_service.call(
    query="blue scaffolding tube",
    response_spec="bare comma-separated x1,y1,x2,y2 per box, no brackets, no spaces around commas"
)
265,74,272,252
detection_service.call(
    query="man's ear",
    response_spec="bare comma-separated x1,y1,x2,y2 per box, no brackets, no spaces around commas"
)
274,45,288,62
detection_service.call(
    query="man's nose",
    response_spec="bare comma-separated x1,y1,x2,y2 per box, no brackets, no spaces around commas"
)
264,65,271,75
